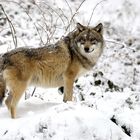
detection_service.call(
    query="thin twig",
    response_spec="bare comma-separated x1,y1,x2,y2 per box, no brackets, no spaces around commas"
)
64,0,73,16
88,0,107,26
34,3,50,31
65,0,86,33
64,0,74,25
35,6,54,44
0,4,17,48
22,8,45,45
42,2,66,28
49,16,60,42
0,1,49,45
105,39,136,52
35,2,68,42
105,39,126,47
37,23,50,44
58,8,69,28
31,87,36,97
34,23,45,45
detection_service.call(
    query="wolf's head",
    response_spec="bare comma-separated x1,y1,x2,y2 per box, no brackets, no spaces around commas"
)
74,23,104,55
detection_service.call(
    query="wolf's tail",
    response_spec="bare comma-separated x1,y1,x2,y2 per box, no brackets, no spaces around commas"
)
0,55,5,105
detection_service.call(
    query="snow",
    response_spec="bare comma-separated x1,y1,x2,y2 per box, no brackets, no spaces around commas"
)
0,99,130,140
0,0,140,139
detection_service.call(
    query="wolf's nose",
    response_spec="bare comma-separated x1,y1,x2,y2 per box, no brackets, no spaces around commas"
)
84,47,89,52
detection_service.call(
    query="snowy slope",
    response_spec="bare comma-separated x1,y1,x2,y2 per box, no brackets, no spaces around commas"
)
0,98,130,140
0,0,140,139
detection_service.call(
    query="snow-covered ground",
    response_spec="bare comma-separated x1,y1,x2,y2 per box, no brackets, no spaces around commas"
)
0,0,140,139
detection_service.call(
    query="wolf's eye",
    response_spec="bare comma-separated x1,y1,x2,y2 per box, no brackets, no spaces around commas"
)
80,38,85,44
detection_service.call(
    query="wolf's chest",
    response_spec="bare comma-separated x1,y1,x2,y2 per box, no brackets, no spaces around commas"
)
76,67,88,79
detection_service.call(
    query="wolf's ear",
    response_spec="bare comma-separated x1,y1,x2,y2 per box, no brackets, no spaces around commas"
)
76,23,86,32
94,23,103,34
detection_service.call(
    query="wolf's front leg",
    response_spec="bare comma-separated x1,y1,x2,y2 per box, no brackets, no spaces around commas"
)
63,73,75,102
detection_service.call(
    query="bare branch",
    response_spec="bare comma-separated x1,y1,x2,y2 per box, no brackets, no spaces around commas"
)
42,2,67,29
65,0,86,33
31,87,36,97
58,7,69,27
105,39,126,47
0,1,52,44
64,0,73,25
64,0,73,16
23,9,45,45
0,4,17,49
88,0,107,26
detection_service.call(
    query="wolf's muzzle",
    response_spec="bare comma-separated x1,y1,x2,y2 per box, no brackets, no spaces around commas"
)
84,47,94,53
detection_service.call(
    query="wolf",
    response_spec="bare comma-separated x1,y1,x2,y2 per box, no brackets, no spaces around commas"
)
0,23,104,118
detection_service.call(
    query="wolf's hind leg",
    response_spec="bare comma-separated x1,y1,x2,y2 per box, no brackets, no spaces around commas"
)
5,93,12,110
0,75,6,105
0,89,5,105
5,81,27,119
